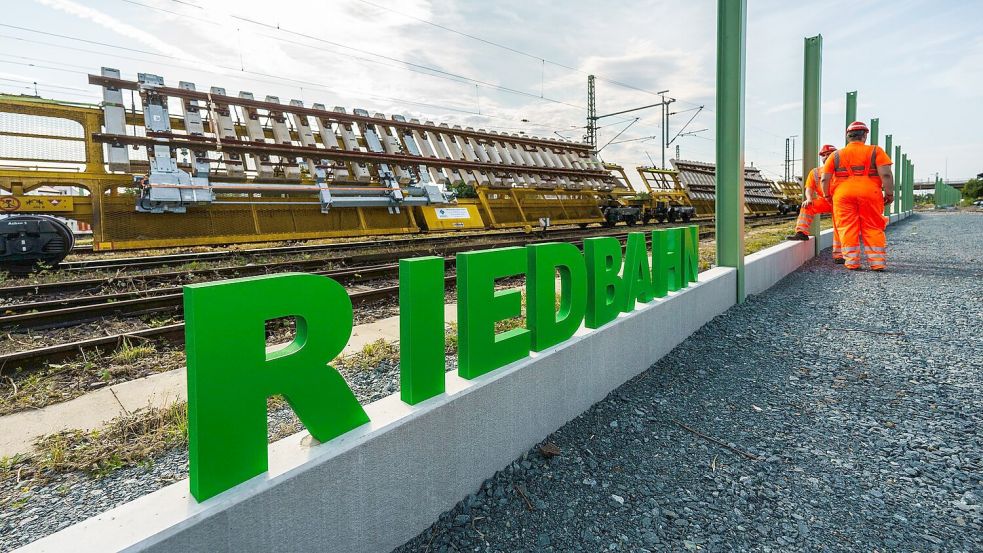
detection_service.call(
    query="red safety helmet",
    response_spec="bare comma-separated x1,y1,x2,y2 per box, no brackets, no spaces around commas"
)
819,144,837,157
846,121,869,133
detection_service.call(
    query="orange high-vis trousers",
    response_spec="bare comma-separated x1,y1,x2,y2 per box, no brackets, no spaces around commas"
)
794,196,842,259
832,180,887,270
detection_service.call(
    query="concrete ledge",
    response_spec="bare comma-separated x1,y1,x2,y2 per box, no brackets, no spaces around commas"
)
21,267,738,553
818,228,834,250
744,238,815,296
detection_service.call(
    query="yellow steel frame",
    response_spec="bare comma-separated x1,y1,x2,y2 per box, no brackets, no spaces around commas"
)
634,166,695,210
473,186,603,229
0,95,425,250
0,94,620,250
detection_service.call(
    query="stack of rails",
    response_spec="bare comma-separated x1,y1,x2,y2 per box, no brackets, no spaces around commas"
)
0,68,630,269
670,159,785,218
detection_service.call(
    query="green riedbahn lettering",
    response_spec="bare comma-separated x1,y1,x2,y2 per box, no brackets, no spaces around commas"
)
584,236,625,328
622,232,655,310
183,226,701,501
527,242,587,351
457,247,531,378
399,257,445,404
184,273,368,502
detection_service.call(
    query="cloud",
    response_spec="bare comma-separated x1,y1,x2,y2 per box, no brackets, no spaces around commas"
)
34,0,202,62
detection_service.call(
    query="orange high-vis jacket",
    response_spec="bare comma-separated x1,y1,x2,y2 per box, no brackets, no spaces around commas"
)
806,167,822,197
823,142,892,190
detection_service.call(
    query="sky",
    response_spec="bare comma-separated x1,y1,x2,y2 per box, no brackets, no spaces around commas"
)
1,0,980,188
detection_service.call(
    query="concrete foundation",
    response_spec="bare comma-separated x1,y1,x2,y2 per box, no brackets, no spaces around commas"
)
19,218,916,553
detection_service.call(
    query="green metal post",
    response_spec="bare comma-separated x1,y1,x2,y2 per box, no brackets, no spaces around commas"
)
905,158,910,213
894,145,902,214
715,0,747,303
883,134,892,216
802,35,823,254
906,162,910,211
909,163,914,212
904,160,910,212
845,91,857,143
870,118,879,147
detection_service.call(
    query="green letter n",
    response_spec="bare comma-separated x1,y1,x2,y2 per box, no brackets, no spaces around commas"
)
184,273,369,501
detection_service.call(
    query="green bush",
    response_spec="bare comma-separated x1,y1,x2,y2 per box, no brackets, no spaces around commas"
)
962,178,982,201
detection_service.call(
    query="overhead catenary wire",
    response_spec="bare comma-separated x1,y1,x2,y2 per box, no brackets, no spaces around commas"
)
0,34,577,135
109,1,588,113
346,0,681,100
9,3,681,141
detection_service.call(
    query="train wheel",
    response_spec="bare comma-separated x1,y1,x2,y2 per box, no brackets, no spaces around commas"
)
682,213,692,223
0,215,75,274
668,211,678,223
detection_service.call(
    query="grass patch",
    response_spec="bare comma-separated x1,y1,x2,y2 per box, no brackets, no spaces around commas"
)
0,346,184,416
111,339,157,363
334,339,400,371
1,402,189,486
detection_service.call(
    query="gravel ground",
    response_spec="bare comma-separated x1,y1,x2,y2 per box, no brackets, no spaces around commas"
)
395,212,983,553
0,350,461,550
4,213,977,551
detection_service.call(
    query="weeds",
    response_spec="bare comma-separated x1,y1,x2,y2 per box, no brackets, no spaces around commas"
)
0,402,188,487
111,339,157,363
334,339,400,371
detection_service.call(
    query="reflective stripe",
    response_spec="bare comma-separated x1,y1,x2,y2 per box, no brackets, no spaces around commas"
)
833,145,879,178
866,246,886,252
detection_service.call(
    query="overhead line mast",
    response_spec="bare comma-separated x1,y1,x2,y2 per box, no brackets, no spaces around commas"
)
587,75,597,148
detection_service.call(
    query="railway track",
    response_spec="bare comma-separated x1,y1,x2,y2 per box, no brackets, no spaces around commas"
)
57,223,643,272
0,274,456,371
4,220,729,300
1,216,795,371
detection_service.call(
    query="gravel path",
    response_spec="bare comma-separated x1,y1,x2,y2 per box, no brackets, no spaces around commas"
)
396,212,983,553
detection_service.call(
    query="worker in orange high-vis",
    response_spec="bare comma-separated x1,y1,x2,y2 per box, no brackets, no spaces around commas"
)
786,144,844,261
821,121,894,271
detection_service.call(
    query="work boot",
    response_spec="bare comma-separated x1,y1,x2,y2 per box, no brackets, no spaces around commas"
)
786,231,809,241
833,258,845,264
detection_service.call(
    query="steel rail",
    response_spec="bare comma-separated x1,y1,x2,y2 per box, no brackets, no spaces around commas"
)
0,261,423,330
3,215,790,300
0,216,800,371
87,74,592,152
57,227,546,271
0,275,455,372
92,131,613,182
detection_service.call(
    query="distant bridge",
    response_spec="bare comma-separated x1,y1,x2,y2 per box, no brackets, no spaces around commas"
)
914,176,978,191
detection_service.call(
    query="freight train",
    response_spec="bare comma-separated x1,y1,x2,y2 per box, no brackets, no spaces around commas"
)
0,69,788,273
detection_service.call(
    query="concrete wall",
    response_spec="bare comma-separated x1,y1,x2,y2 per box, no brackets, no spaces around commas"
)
22,268,740,553
23,216,912,553
744,238,817,297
